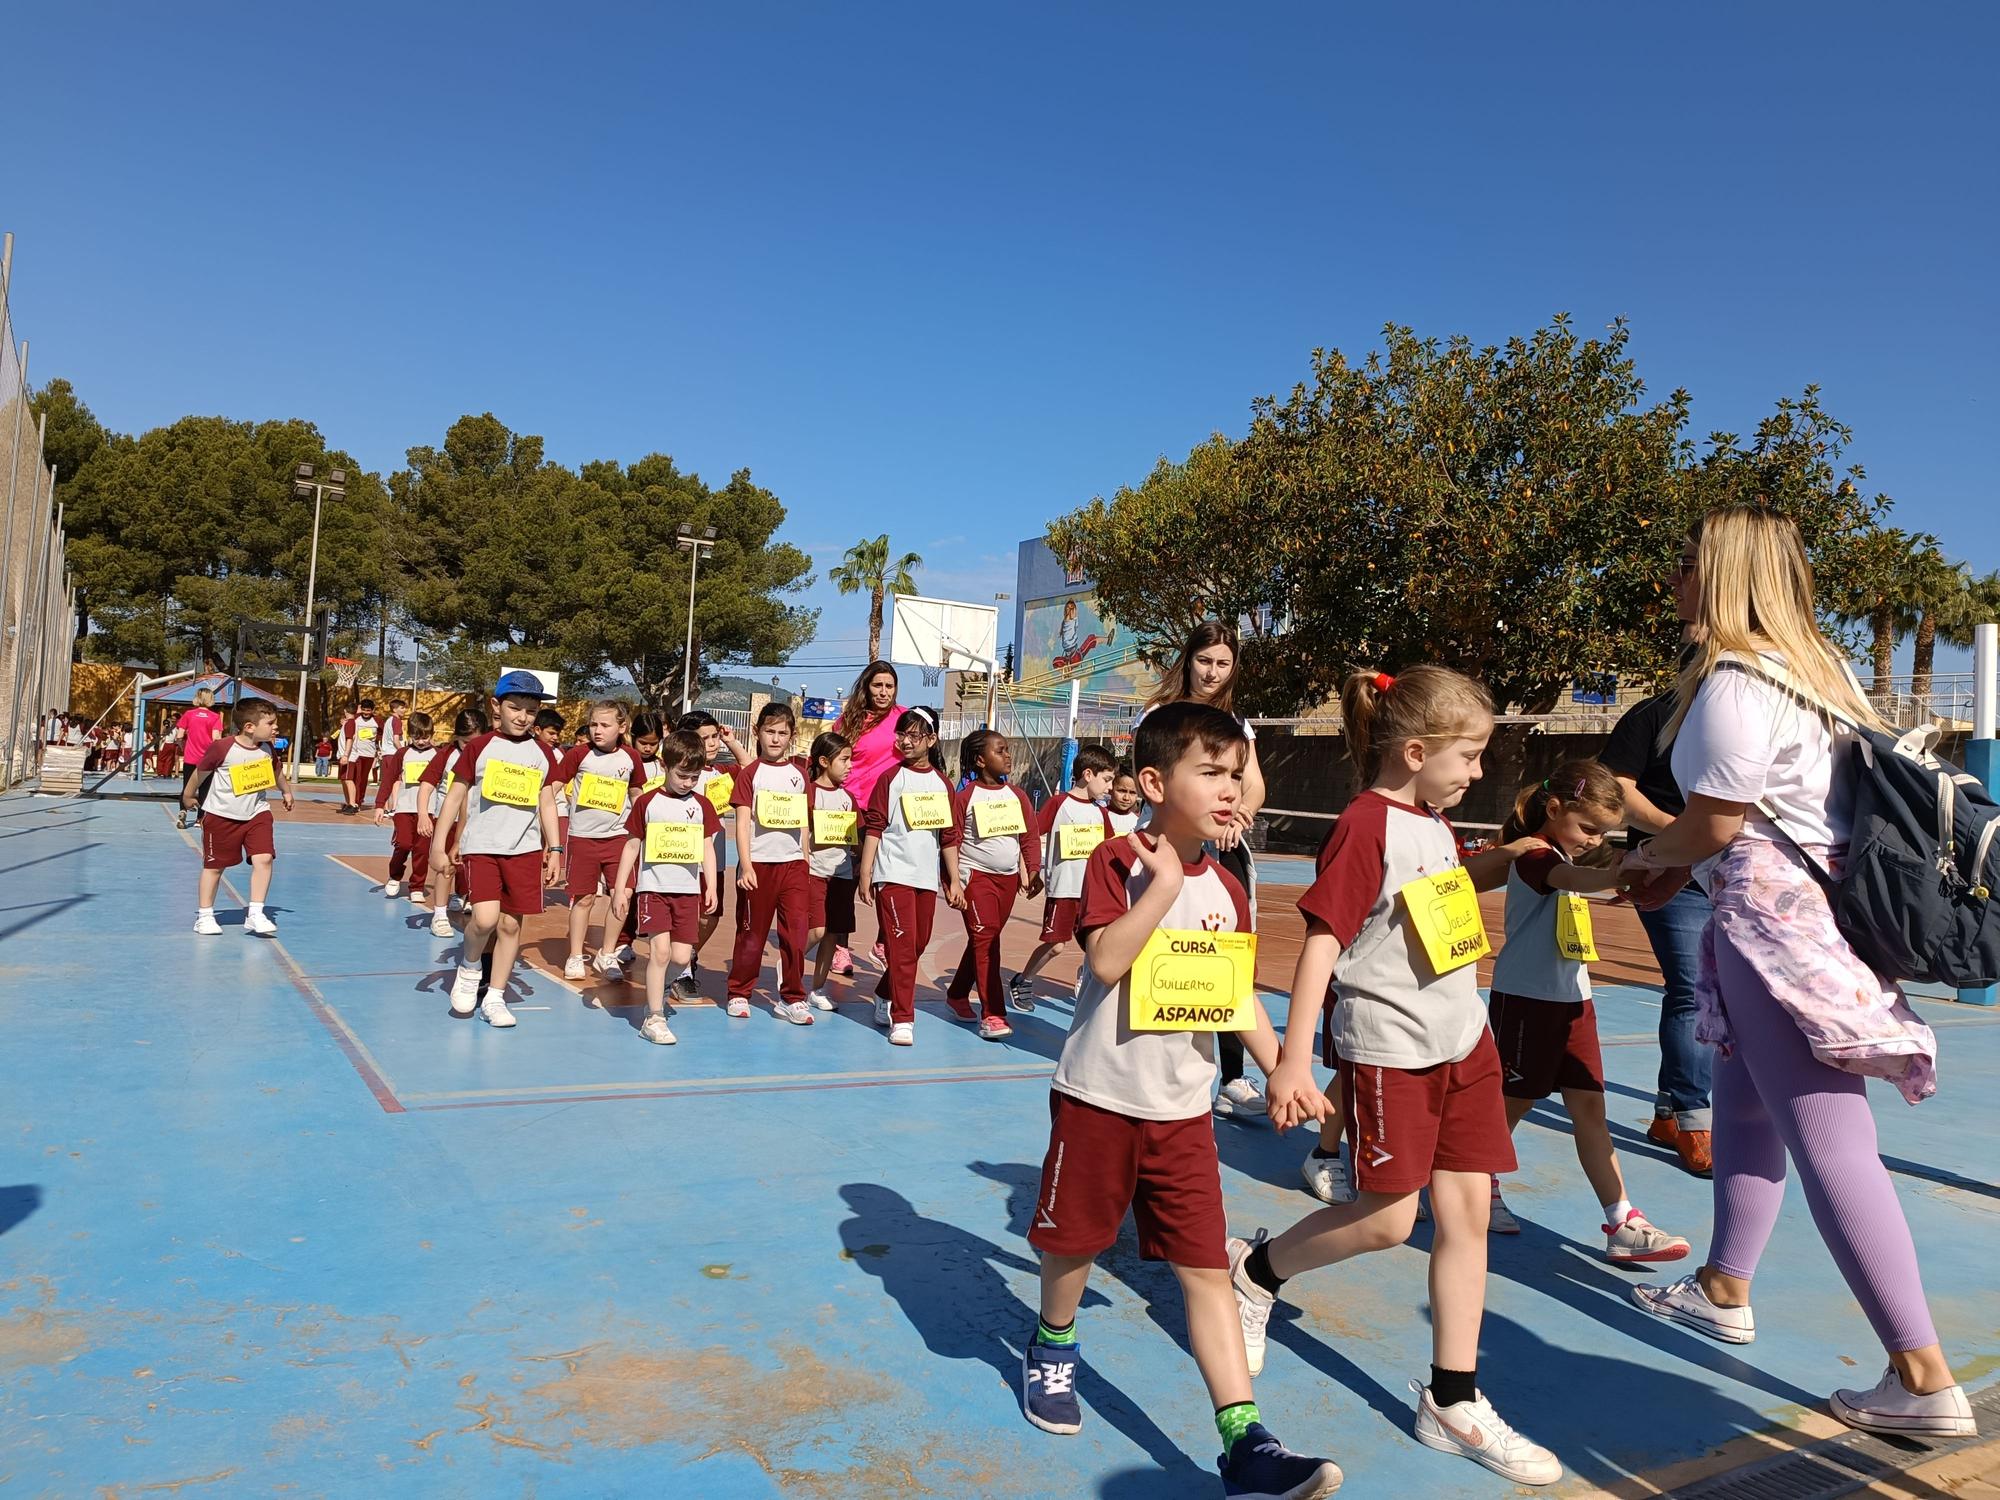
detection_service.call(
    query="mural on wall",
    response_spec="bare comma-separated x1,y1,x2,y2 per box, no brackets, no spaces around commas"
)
1018,592,1150,697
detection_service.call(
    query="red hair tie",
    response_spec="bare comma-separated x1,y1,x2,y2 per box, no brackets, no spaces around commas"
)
1371,672,1395,693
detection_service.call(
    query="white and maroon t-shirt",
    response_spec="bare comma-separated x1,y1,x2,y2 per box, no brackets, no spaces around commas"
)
340,714,382,762
1107,806,1142,837
1302,789,1486,1070
448,732,561,857
380,715,406,757
952,782,1040,878
1489,840,1591,1005
1050,835,1252,1121
626,787,723,895
730,757,811,865
552,743,648,842
197,738,278,823
808,783,858,881
863,764,962,890
1040,793,1115,899
379,744,442,815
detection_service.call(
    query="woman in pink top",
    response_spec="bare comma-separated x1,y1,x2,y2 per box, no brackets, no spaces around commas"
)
177,688,224,799
832,661,905,966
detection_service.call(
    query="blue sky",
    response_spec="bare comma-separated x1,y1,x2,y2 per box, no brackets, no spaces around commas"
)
5,3,1995,700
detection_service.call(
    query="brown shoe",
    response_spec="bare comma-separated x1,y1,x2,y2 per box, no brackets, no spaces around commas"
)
1646,1116,1680,1148
1675,1128,1713,1177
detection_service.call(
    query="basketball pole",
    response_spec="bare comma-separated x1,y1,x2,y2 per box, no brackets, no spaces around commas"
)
1961,621,1998,1007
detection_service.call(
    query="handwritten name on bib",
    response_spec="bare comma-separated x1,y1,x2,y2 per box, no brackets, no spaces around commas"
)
228,757,276,797
480,758,544,809
704,775,733,814
1127,929,1257,1032
645,819,704,865
1399,865,1490,975
972,796,1027,838
575,771,629,814
755,789,807,829
901,790,952,831
1556,893,1600,963
1057,821,1105,861
813,809,860,847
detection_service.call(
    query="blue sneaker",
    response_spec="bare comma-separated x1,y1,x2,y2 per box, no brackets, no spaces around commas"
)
1021,1340,1083,1434
1219,1422,1343,1498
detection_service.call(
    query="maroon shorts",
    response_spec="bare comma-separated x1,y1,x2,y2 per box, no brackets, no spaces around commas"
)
566,834,628,899
1028,1092,1226,1268
462,851,545,917
810,873,857,934
637,890,700,944
202,812,275,870
1039,895,1080,945
1489,992,1605,1099
1339,1029,1517,1195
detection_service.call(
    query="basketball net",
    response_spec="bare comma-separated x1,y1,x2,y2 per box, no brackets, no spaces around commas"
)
921,649,947,688
327,657,362,691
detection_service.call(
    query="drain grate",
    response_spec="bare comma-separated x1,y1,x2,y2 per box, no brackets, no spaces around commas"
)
1667,1380,2000,1499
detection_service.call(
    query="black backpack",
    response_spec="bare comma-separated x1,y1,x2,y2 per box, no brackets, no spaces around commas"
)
1718,654,2000,988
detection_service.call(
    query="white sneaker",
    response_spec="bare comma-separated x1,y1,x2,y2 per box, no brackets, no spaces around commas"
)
639,1014,677,1046
563,955,589,980
807,989,836,1011
1301,1144,1357,1205
430,909,454,938
1412,1381,1562,1486
1226,1229,1275,1377
593,954,624,982
773,999,815,1026
1830,1366,1976,1438
888,1021,914,1046
193,914,223,936
244,911,278,937
726,996,751,1019
409,886,427,905
614,944,639,966
873,998,893,1028
384,880,402,898
1631,1274,1755,1344
1213,1077,1268,1118
1489,1181,1521,1235
479,994,516,1028
1605,1209,1690,1264
449,964,482,1017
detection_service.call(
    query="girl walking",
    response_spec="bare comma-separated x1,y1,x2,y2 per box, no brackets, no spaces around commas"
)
805,732,859,1009
944,730,1040,1039
857,706,963,1047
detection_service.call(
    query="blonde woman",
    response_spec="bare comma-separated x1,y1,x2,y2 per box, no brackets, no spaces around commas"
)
174,687,225,830
1624,508,1971,1438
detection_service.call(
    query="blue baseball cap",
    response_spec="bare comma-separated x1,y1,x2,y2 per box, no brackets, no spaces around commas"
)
493,670,555,701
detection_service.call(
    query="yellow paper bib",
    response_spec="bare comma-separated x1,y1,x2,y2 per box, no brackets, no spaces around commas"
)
1057,821,1105,861
813,808,860,847
1400,866,1490,974
228,757,276,797
1556,893,1600,963
704,775,733,814
480,758,544,809
973,796,1027,838
1127,929,1257,1032
403,755,429,786
641,774,666,794
755,788,807,829
645,819,704,865
575,771,629,814
901,789,951,831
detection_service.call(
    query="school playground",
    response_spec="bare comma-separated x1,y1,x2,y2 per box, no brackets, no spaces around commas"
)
3,785,1998,1499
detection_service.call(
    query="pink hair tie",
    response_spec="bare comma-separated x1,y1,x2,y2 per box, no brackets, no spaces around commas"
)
1372,672,1395,693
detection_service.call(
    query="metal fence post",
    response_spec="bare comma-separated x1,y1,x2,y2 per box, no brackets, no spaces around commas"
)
1960,621,1998,1006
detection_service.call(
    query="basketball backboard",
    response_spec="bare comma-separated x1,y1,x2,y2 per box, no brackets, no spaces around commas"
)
890,595,999,672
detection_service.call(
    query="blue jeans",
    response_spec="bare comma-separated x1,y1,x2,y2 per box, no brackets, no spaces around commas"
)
314,756,331,777
1637,882,1714,1130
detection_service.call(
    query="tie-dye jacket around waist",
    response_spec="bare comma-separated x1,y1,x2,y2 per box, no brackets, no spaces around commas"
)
1699,837,1938,1104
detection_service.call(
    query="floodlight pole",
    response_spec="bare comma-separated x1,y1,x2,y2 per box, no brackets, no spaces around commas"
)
676,524,717,715
288,465,344,782
0,341,26,713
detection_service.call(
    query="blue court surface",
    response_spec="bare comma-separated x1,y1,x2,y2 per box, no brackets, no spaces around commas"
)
3,790,1996,1497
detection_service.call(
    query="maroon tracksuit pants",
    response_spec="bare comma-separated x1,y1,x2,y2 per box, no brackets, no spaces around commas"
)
946,870,1017,1019
388,811,432,883
728,859,809,1003
874,882,938,1025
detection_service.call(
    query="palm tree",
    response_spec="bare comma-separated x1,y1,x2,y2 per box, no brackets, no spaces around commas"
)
828,534,922,662
1831,526,1928,692
1907,549,1968,715
1922,565,2000,720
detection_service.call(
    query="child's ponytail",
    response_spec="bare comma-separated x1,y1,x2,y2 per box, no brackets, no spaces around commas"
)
1500,759,1626,843
1341,665,1495,780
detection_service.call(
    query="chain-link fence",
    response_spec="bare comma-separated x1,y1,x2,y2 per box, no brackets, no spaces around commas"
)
0,234,76,790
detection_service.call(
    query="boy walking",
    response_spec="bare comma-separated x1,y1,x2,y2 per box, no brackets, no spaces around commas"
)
1021,703,1340,1498
338,697,384,815
184,699,295,936
1010,745,1116,1006
374,711,440,902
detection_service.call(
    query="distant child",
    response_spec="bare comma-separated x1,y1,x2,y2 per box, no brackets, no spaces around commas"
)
426,673,565,1027
313,736,334,778
944,730,1040,1039
805,732,858,1010
856,706,962,1046
727,702,816,1024
418,707,488,937
679,709,748,992
1010,745,1116,1007
184,698,295,936
1020,702,1339,1497
1106,760,1142,836
534,707,569,869
374,711,440,903
1231,667,1563,1487
550,701,649,983
1486,762,1688,1262
337,697,384,815
611,729,721,1044
382,699,412,757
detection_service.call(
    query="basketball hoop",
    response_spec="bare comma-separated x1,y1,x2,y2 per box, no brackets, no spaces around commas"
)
919,664,944,687
326,656,361,690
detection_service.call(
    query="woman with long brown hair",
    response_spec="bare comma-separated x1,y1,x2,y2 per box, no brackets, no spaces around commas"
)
834,661,906,968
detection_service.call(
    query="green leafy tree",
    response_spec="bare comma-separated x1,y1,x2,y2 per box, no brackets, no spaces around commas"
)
828,534,922,663
1914,562,2000,718
1829,526,1935,690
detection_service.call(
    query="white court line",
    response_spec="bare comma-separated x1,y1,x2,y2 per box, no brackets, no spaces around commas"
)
400,1058,1057,1103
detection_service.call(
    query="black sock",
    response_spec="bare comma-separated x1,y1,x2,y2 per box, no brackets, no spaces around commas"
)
1310,1142,1342,1159
1429,1365,1477,1407
1245,1241,1286,1297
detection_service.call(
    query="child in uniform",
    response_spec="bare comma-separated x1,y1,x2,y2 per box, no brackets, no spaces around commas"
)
805,732,859,1010
857,706,962,1047
727,702,816,1024
1486,762,1689,1262
1021,702,1340,1498
185,699,295,936
944,729,1040,1039
1106,760,1142,836
338,697,384,815
550,701,648,983
374,711,439,903
611,729,722,1044
1010,745,1116,1007
679,710,747,996
418,707,485,937
1231,667,1564,1487
427,672,565,1027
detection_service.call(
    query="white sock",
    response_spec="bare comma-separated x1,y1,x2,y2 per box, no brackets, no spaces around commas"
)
197,906,214,919
459,961,481,978
1604,1198,1633,1225
247,902,265,918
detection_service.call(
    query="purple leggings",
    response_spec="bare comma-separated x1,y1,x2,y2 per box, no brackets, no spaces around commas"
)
1708,930,1938,1352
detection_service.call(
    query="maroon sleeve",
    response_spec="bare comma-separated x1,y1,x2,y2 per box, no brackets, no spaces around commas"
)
1015,786,1042,874
951,782,974,833
194,740,231,776
862,768,895,836
729,763,755,809
542,742,561,774
936,772,962,850
447,735,489,787
1037,795,1063,837
624,789,654,842
1075,839,1135,939
419,747,451,788
376,751,403,808
550,743,589,786
1513,844,1562,896
701,797,723,837
1296,797,1389,946
626,747,647,789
